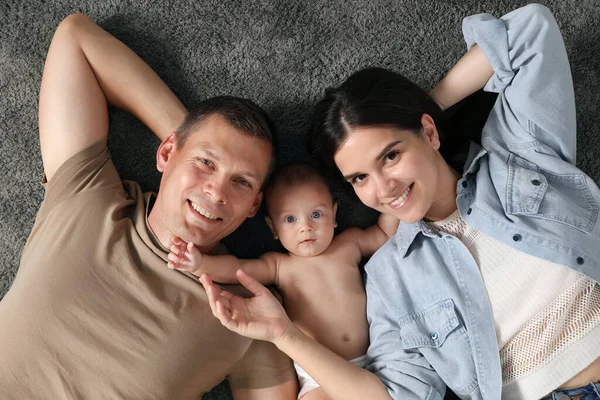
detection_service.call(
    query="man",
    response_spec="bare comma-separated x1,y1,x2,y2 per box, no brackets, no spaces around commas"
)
0,13,297,399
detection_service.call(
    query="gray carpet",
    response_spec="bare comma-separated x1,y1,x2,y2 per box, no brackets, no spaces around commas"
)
1,0,599,398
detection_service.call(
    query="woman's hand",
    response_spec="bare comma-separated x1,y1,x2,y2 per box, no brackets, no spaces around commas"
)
199,269,294,342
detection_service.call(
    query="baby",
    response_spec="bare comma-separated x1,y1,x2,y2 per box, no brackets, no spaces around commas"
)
168,163,398,400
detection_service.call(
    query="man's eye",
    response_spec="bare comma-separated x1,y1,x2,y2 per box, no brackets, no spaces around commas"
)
311,211,322,219
384,152,398,163
238,179,251,187
200,159,213,167
351,174,367,185
285,216,296,223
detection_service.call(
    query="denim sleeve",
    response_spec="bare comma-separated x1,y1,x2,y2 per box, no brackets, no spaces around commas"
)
364,280,445,400
462,4,577,164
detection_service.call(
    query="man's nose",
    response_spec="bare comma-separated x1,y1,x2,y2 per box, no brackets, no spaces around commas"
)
204,176,228,204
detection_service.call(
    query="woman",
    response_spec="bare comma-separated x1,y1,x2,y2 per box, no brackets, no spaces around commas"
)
200,4,600,399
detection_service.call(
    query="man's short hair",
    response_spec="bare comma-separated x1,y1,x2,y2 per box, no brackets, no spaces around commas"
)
175,96,277,177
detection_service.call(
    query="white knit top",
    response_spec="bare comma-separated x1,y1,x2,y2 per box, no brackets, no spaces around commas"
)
430,210,600,400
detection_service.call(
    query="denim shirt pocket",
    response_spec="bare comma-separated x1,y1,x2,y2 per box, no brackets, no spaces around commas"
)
398,299,478,395
506,154,599,232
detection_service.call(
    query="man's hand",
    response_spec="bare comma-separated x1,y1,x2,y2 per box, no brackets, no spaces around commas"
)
199,270,293,343
168,236,202,272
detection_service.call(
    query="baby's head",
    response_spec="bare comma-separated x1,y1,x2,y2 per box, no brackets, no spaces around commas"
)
264,163,337,257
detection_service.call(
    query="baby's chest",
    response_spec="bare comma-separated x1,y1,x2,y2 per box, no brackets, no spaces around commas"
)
281,260,364,302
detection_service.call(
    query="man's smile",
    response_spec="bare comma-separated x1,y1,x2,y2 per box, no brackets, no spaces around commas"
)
188,200,222,223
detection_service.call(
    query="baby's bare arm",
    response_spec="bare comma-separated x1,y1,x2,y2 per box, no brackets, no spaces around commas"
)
338,215,399,258
168,236,281,284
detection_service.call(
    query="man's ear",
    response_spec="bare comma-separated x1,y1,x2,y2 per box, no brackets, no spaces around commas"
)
264,216,278,240
333,202,338,228
248,191,264,218
156,132,177,172
420,114,441,151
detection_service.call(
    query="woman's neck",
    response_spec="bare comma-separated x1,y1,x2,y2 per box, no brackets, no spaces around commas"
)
424,160,461,222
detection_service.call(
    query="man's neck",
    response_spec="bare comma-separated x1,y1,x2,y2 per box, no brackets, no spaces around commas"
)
147,199,218,254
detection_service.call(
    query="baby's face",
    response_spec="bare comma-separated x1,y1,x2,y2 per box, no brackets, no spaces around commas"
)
266,181,337,257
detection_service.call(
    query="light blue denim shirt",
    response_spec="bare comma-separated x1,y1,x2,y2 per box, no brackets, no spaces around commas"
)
364,4,600,399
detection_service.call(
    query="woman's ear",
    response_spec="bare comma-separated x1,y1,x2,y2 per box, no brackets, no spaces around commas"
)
156,132,177,172
420,114,441,151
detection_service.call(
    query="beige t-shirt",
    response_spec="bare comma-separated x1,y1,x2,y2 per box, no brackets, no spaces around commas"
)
0,141,294,399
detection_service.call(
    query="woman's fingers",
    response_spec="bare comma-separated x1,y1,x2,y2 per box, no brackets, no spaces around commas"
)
200,274,218,310
200,274,234,315
236,269,268,296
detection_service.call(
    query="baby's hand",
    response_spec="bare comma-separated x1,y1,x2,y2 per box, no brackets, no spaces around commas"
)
168,236,202,273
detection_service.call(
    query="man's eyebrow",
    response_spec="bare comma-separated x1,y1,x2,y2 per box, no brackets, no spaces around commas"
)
194,147,220,161
193,147,261,184
342,140,402,181
238,170,261,184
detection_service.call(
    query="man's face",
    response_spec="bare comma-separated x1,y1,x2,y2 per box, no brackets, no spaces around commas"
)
149,113,272,252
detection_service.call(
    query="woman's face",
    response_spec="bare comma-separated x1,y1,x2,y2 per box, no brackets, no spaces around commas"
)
333,115,454,223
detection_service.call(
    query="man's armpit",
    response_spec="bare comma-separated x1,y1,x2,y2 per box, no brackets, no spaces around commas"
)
39,139,122,214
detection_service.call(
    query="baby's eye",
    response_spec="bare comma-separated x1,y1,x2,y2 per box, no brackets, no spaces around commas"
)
285,216,296,223
384,151,398,163
311,211,322,219
351,174,367,185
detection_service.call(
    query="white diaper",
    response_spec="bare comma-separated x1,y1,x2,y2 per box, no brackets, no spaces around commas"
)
294,354,367,399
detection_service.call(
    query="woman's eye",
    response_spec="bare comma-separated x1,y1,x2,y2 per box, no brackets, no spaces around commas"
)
285,216,296,223
311,211,322,219
351,174,367,185
384,151,398,163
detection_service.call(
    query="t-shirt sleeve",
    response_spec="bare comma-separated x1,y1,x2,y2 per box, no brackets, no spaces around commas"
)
227,339,296,390
38,140,123,217
463,4,577,164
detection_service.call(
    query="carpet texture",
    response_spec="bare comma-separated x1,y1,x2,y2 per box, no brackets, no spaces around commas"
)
1,1,599,398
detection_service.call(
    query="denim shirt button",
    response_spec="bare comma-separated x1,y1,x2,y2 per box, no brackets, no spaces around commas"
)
430,332,438,340
513,234,522,242
577,257,585,265
462,181,468,188
531,179,542,186
556,395,570,400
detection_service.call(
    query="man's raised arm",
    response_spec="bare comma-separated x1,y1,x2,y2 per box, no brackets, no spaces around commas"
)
39,13,187,182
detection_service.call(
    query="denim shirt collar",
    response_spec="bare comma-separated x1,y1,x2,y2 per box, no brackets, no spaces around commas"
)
463,141,488,177
396,220,441,258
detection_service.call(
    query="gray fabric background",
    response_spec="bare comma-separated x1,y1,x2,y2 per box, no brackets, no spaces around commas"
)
1,1,599,398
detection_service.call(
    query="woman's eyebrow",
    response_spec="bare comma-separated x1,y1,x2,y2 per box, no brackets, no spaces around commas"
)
342,140,403,180
375,140,402,160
